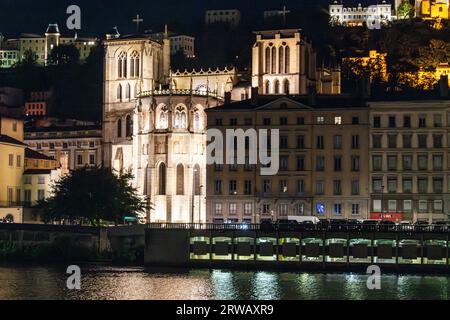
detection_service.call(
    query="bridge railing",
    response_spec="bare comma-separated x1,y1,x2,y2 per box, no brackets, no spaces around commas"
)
146,223,450,233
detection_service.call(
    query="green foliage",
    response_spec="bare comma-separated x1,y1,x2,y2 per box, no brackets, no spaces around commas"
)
397,1,414,19
39,167,147,226
48,44,80,66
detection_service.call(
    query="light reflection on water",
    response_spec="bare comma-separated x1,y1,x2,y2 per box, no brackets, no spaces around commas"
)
0,265,448,300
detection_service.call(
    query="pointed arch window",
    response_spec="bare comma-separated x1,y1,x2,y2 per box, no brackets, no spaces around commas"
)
126,83,131,100
117,118,122,138
278,46,284,74
157,105,169,129
117,84,122,101
271,46,276,74
265,47,270,73
274,79,280,94
130,51,140,78
176,164,184,195
283,79,290,94
125,114,132,137
158,163,166,195
193,111,202,131
264,80,270,94
174,106,187,129
118,51,127,78
285,46,290,73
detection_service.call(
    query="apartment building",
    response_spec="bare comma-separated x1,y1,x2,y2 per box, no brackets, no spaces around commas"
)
205,94,370,223
369,100,450,222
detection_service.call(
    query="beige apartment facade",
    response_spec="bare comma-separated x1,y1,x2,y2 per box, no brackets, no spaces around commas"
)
369,100,450,222
205,95,370,223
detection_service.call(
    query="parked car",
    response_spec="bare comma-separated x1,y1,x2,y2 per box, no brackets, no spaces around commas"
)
397,221,414,232
346,219,361,231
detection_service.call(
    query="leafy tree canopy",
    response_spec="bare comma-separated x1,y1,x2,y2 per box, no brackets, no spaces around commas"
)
39,167,147,226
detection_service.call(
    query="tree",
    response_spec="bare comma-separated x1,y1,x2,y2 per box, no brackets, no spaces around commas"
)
39,167,147,226
397,1,413,19
48,44,80,66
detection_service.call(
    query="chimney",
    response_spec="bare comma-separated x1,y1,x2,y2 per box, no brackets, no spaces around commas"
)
439,75,449,98
250,87,259,106
224,91,231,104
307,85,316,106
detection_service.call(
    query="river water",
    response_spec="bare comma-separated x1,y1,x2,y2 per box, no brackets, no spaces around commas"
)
0,264,448,300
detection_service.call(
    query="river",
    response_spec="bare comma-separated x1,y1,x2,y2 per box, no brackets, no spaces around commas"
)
0,264,448,300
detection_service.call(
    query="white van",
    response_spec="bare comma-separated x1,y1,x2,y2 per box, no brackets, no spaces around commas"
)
287,216,320,224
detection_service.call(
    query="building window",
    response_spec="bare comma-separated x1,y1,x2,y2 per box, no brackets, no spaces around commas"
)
418,155,428,170
351,156,360,171
351,135,359,149
215,180,222,195
8,154,13,166
372,178,382,193
419,200,428,213
229,180,237,195
316,136,324,149
334,135,342,149
373,199,381,212
215,203,222,215
279,203,288,216
297,117,305,125
372,155,382,171
125,115,132,137
37,189,45,201
433,155,443,170
334,116,342,125
351,203,360,215
434,200,443,212
333,180,342,195
297,135,305,149
372,135,382,148
402,155,412,171
262,204,271,214
16,155,21,167
418,116,426,128
279,180,288,193
433,134,443,148
89,154,95,166
403,115,411,128
352,116,359,125
433,177,443,193
297,179,304,194
418,134,428,148
316,156,325,171
434,114,442,127
388,200,397,211
387,177,397,193
388,134,397,148
295,203,305,215
77,154,83,166
280,136,288,149
333,203,342,215
403,200,412,211
316,180,324,195
263,179,271,193
403,178,412,193
387,156,397,171
334,156,342,171
373,116,381,128
229,203,237,215
316,116,324,124
388,116,396,128
403,134,412,148
297,156,305,171
244,203,252,215
244,180,252,195
351,180,359,195
418,177,428,193
158,163,166,195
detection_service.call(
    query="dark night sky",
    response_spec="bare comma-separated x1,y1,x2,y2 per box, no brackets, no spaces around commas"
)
0,0,370,37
